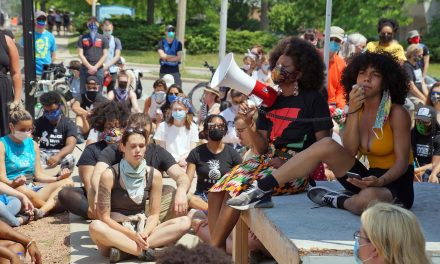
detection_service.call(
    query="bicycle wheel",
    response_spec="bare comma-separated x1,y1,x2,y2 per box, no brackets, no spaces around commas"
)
188,81,209,114
57,92,70,118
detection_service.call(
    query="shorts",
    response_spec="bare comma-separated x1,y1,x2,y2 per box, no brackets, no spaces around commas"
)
26,183,43,192
338,159,414,209
194,190,209,203
144,187,192,223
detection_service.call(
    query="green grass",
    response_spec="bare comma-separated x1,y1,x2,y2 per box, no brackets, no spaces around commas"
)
428,63,440,78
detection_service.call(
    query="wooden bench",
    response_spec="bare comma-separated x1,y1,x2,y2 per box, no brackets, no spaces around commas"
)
233,182,440,264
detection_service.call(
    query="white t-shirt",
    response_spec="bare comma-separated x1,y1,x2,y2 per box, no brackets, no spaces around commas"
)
153,122,199,161
220,106,240,144
252,69,271,84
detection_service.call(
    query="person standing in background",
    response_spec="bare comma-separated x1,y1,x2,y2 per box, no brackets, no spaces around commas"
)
34,11,57,78
102,20,122,94
158,25,183,87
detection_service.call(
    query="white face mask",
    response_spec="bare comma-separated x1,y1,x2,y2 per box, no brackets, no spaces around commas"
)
153,91,167,104
13,131,31,142
243,64,251,71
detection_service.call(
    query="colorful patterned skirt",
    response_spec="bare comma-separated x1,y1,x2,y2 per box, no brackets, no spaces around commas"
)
209,147,323,197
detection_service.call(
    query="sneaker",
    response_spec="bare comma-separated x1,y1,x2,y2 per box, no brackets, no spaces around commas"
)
307,186,350,208
138,248,156,261
109,247,133,263
226,181,272,210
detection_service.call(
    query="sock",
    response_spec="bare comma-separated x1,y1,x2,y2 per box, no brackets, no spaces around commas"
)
257,174,279,192
336,195,349,209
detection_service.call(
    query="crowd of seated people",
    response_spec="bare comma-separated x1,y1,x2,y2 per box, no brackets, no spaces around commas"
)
2,17,439,263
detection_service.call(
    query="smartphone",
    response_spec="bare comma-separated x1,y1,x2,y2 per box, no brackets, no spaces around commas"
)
346,172,361,180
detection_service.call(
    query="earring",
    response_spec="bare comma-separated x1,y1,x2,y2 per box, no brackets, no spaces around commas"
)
292,81,299,96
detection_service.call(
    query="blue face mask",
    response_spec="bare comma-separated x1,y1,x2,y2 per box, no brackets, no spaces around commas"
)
88,23,98,33
353,239,373,264
168,95,177,103
37,20,46,27
329,41,341,53
172,110,186,121
44,108,62,122
167,31,175,39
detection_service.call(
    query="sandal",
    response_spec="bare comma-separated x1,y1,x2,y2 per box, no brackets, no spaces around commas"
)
33,208,45,220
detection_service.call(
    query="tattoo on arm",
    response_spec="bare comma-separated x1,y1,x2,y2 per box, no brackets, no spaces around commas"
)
97,181,111,215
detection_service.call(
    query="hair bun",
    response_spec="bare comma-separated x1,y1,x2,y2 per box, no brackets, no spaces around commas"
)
8,101,24,113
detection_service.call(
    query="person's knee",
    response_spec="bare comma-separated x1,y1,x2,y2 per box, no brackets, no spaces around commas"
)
178,216,192,230
57,187,70,205
89,220,107,236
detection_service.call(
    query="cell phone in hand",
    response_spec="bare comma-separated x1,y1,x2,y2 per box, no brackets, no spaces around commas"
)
346,172,361,180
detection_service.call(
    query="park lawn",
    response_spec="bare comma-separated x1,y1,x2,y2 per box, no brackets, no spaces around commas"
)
68,36,218,68
429,63,440,78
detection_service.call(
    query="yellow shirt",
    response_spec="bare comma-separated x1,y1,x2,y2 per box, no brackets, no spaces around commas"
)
366,41,406,62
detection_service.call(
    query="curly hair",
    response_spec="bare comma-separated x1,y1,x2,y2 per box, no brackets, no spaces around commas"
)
88,101,130,132
269,37,325,91
341,51,408,105
156,243,232,264
377,18,399,33
39,91,61,106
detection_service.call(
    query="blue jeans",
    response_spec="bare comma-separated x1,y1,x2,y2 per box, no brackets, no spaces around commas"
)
0,197,22,227
80,66,104,94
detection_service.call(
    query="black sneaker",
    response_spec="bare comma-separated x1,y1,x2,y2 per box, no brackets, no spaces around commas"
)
226,181,272,210
109,247,133,263
138,248,156,261
307,186,350,208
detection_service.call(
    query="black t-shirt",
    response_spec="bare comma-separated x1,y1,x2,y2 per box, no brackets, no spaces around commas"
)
186,144,242,193
98,143,176,172
404,61,423,90
158,38,182,74
77,140,108,166
411,129,440,166
77,33,109,66
256,90,333,151
1,29,14,40
34,116,77,150
80,93,108,111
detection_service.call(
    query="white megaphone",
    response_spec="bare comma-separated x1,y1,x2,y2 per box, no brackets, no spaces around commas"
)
210,53,278,107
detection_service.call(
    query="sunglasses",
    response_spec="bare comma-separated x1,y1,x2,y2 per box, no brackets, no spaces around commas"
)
125,127,147,136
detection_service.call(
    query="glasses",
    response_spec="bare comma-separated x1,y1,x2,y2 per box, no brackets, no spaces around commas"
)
380,32,393,36
330,37,342,43
235,127,247,134
208,123,226,130
353,231,370,243
125,127,147,136
304,34,315,41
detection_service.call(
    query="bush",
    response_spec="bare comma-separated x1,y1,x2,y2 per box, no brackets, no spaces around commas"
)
73,17,280,55
425,15,440,62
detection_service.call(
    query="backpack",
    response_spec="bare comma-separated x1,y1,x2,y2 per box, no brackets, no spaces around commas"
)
133,69,143,99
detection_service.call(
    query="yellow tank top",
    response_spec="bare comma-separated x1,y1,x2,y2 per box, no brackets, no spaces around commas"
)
358,110,413,169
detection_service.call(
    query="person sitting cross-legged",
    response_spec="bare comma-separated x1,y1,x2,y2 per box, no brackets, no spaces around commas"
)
88,127,191,262
34,91,78,175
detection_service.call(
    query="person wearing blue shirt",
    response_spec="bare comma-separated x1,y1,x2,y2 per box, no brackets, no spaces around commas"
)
34,11,56,77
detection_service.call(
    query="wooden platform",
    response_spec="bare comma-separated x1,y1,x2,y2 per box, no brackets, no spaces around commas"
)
233,181,440,264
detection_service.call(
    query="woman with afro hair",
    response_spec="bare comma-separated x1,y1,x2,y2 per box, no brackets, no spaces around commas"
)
227,51,414,216
207,37,333,250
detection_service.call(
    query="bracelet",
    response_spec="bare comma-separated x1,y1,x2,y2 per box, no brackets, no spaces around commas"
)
26,240,35,250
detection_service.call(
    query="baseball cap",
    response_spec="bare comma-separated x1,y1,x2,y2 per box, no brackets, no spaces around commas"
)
35,11,47,19
166,25,175,32
415,106,436,122
330,26,345,42
204,86,220,97
162,74,175,88
407,30,420,39
87,75,99,84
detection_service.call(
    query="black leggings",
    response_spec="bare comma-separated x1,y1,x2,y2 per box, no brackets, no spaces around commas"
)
338,159,414,209
58,187,89,219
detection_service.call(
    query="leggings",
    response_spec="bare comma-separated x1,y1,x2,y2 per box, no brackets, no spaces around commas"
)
0,197,22,226
58,187,89,219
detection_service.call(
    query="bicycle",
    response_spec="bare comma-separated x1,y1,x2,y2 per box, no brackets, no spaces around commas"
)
188,61,215,114
29,63,71,119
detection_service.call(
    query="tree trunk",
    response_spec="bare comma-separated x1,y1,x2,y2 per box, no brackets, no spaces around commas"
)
260,0,269,31
147,0,154,25
40,0,47,12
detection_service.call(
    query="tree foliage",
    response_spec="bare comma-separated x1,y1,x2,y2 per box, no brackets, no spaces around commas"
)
268,0,417,38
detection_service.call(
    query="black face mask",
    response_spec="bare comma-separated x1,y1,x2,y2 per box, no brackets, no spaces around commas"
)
86,90,98,101
379,34,393,43
208,129,225,141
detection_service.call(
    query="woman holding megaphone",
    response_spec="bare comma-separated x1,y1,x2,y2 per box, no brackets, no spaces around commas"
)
207,37,333,250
